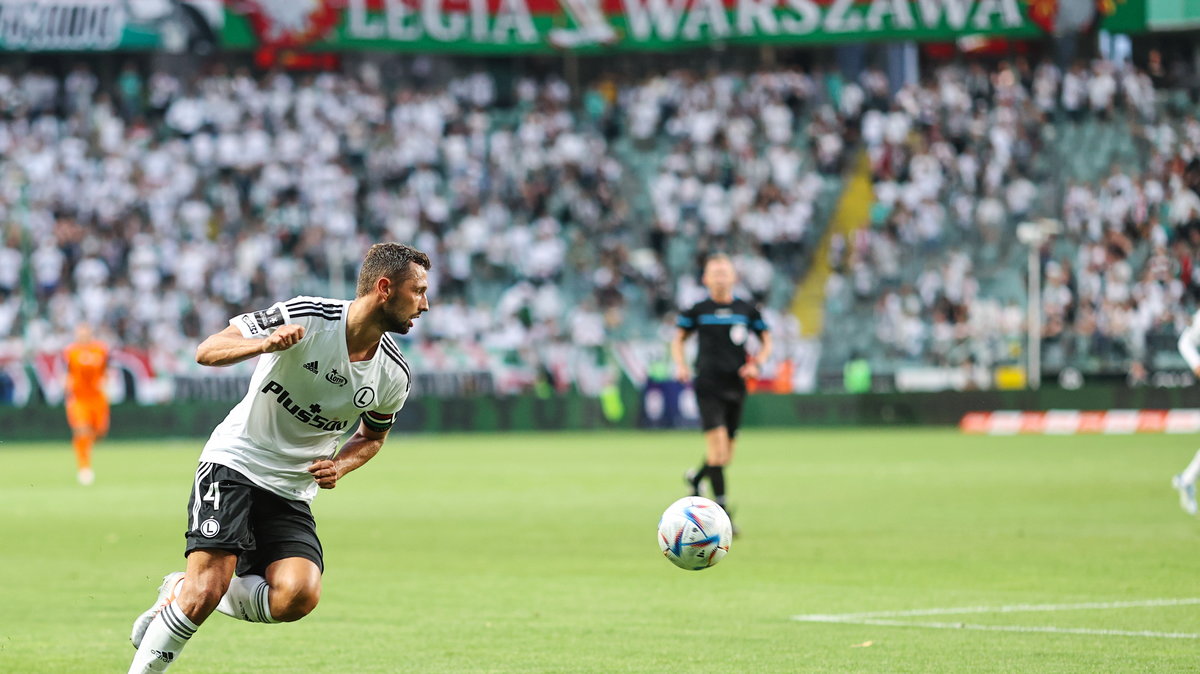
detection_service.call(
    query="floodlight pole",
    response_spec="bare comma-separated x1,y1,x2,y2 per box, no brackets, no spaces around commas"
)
1017,219,1060,392
1027,243,1041,391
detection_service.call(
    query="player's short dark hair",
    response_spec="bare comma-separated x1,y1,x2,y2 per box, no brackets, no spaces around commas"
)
356,243,431,298
704,253,733,268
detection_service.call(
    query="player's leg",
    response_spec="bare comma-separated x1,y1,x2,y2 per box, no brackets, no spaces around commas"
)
129,462,255,671
95,398,111,440
67,399,95,485
128,549,236,673
704,425,730,507
1172,448,1200,515
264,557,322,622
688,388,726,495
218,488,325,624
214,557,321,623
702,394,741,506
714,394,745,533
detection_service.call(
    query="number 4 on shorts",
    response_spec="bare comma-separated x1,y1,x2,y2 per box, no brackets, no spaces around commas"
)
203,481,222,511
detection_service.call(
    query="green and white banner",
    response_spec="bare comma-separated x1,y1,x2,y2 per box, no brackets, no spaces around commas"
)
0,0,223,51
221,0,1145,53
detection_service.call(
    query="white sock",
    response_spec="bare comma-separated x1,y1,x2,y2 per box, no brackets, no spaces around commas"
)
1182,449,1200,485
128,602,196,673
216,575,279,623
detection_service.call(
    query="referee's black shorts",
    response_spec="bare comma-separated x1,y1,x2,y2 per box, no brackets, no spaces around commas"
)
693,378,747,438
184,462,324,577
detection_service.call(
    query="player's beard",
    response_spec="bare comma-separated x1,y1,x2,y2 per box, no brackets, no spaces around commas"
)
382,299,417,334
386,309,414,334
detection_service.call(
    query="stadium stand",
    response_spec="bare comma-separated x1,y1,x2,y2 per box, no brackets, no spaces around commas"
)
818,57,1200,385
1,56,1197,392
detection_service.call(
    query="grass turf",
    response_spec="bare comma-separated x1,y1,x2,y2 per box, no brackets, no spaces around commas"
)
1,428,1198,672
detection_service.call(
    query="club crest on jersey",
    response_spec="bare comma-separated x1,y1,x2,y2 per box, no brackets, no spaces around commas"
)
261,380,351,431
730,323,748,345
326,368,348,387
354,386,375,408
200,518,220,537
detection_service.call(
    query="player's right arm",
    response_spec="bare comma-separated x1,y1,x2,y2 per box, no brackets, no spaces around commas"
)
670,327,692,383
196,323,306,367
672,305,699,382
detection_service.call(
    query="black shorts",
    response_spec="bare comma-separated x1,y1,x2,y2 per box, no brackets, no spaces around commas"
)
184,462,324,577
694,380,746,438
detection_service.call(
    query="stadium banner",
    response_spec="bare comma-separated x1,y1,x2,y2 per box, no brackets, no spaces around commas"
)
4,383,1200,439
0,0,223,51
959,409,1200,435
0,341,621,407
0,388,642,440
220,0,1144,53
6,382,1200,439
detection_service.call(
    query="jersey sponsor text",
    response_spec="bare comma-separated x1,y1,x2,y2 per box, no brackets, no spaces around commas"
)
261,380,351,431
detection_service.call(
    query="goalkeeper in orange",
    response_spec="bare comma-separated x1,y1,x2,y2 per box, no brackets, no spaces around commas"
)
64,323,110,485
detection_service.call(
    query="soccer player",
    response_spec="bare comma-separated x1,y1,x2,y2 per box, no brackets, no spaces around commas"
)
128,243,430,673
670,254,772,532
64,322,109,485
1172,309,1200,515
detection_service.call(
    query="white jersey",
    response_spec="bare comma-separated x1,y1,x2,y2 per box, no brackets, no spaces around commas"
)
200,296,411,503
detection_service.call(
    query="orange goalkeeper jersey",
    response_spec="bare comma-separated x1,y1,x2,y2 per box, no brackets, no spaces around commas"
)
64,340,109,401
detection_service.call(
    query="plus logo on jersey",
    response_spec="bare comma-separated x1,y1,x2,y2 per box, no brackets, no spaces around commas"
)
261,380,350,431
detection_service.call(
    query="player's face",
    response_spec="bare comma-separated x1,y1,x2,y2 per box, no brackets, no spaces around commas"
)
74,323,93,342
702,259,736,296
383,264,430,334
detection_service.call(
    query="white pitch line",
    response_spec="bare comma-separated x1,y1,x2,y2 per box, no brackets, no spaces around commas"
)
791,598,1200,640
794,597,1200,621
802,618,1200,640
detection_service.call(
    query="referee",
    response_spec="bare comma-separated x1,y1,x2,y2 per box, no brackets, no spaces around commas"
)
670,254,772,532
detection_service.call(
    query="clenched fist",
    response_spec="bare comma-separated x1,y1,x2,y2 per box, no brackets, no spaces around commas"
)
308,459,340,489
262,324,306,353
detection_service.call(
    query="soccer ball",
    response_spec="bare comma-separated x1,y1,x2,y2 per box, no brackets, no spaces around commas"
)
657,496,732,570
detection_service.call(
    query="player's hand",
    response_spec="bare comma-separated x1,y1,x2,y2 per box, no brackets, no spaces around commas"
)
308,460,340,489
675,364,691,383
738,362,760,380
262,325,306,353
1193,365,1200,379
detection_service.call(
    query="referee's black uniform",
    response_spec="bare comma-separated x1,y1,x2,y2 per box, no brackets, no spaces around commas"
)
676,297,768,437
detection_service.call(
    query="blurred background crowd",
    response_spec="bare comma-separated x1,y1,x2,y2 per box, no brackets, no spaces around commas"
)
2,44,1200,392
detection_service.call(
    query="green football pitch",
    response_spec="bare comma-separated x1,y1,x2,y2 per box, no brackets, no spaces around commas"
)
2,428,1199,672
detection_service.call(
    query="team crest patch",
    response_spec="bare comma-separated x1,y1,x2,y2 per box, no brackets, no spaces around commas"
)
200,518,221,538
730,323,748,345
326,369,348,387
353,386,376,408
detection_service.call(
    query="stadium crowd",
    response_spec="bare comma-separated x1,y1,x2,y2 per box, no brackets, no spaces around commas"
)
0,61,820,380
0,65,641,364
1,54,1198,386
821,55,1200,377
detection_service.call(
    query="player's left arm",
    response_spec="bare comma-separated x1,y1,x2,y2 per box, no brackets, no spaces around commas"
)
308,423,389,490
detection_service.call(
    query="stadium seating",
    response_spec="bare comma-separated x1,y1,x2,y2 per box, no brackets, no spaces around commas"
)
2,59,1196,392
